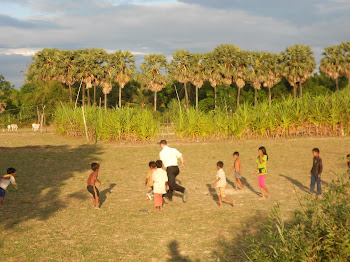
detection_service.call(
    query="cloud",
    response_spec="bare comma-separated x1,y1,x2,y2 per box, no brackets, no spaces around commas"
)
0,14,63,29
0,1,349,88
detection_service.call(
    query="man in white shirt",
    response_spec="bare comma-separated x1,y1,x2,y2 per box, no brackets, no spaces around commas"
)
159,140,188,202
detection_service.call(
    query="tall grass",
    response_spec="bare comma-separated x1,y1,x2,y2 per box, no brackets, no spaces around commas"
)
169,89,350,139
55,106,159,141
242,175,350,261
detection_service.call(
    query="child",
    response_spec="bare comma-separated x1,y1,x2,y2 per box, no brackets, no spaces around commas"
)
145,161,157,192
152,160,168,211
347,154,350,174
87,162,101,209
309,148,323,196
255,146,270,200
0,168,18,206
212,161,235,208
229,152,243,190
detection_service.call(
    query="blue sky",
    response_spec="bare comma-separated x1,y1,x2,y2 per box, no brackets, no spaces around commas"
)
0,0,349,87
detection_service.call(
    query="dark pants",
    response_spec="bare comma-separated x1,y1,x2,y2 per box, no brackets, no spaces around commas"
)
166,166,185,200
310,173,321,195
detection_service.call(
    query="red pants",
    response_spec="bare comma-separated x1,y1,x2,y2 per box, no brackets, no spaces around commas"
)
154,193,163,207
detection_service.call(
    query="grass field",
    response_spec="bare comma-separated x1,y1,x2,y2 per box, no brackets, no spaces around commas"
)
1,129,349,261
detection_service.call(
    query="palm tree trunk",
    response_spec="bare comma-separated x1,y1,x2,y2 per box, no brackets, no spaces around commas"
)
119,86,122,108
69,83,72,104
299,82,302,98
104,93,107,111
348,77,350,90
195,86,198,111
254,88,257,107
335,78,339,91
154,91,157,111
94,85,97,106
268,87,271,107
184,82,189,113
87,88,91,106
214,86,217,110
82,85,85,106
293,85,297,100
237,87,241,108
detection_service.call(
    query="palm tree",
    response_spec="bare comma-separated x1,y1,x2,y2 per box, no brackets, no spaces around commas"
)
281,45,316,99
54,50,76,103
202,52,221,110
247,51,267,106
340,41,350,89
320,45,343,91
169,50,193,112
27,48,58,83
140,54,167,111
189,53,205,110
109,51,135,108
263,53,282,106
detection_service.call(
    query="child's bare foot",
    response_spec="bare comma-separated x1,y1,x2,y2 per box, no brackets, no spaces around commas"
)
259,196,266,200
94,206,101,210
232,201,235,207
219,205,223,208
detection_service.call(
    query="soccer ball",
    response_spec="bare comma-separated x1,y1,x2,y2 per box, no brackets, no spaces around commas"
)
146,193,154,200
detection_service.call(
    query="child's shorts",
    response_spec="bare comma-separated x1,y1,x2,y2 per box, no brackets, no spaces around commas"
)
87,185,99,199
234,171,242,179
0,187,5,198
216,187,226,197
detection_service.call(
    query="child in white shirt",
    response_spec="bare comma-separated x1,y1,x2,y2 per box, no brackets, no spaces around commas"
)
152,160,169,211
0,167,18,206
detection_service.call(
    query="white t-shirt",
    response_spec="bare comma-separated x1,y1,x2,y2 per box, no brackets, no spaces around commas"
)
152,168,168,194
216,169,226,188
0,175,16,190
159,146,182,168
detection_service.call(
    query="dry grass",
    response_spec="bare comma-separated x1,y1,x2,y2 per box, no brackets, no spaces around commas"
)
1,128,349,261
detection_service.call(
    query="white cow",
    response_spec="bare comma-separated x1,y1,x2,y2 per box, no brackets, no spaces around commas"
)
32,123,40,132
10,124,18,131
7,125,11,132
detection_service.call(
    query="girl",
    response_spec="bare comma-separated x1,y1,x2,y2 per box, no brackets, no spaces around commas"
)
255,146,270,200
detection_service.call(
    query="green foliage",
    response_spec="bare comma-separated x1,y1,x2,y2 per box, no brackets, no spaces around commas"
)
55,106,159,141
169,89,350,139
244,175,350,261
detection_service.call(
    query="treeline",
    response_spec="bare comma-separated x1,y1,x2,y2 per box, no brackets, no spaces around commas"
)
24,42,350,112
0,42,350,126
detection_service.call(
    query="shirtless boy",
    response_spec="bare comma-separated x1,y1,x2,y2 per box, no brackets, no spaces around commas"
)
229,152,244,190
87,162,101,209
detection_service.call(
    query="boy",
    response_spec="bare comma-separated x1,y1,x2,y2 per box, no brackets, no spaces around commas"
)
87,162,101,209
145,161,157,192
212,161,235,208
309,148,323,196
152,160,169,211
0,168,18,206
229,152,244,190
347,154,350,174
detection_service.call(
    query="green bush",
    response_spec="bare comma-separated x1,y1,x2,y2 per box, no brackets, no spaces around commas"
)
243,176,350,261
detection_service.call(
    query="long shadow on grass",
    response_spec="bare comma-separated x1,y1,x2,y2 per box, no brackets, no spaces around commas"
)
213,210,268,261
279,174,309,193
99,183,117,207
0,144,102,228
240,177,261,196
167,240,198,262
206,183,219,206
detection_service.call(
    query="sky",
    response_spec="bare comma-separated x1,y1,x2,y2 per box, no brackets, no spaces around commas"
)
0,0,350,88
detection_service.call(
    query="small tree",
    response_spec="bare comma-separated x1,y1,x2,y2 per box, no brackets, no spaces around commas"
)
340,41,350,89
263,53,282,106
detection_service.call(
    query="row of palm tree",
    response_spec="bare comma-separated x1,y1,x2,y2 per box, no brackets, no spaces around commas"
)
26,41,350,111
